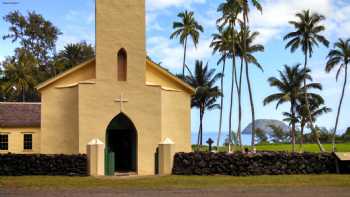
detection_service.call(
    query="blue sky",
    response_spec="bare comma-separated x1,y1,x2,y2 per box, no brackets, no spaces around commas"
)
1,0,350,138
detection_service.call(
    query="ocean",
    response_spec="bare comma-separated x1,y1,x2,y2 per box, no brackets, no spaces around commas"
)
191,132,252,145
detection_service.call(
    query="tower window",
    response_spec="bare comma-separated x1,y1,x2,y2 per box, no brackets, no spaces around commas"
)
118,48,127,81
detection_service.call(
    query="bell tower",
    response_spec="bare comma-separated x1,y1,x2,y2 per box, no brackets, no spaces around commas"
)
95,0,146,83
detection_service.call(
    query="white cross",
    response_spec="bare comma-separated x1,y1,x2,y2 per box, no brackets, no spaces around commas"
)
115,93,128,112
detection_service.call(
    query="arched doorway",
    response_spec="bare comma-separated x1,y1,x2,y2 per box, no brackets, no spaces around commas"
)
105,113,137,175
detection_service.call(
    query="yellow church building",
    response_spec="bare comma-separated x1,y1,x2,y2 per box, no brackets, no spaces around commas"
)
0,0,193,176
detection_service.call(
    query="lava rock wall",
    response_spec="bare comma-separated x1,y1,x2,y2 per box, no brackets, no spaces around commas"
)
0,154,87,176
173,152,337,176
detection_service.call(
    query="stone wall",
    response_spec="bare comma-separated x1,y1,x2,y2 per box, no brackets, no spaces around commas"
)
173,152,337,176
0,154,87,176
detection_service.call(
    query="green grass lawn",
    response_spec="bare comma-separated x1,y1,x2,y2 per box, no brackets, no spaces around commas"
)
255,143,350,152
193,143,350,153
1,175,350,189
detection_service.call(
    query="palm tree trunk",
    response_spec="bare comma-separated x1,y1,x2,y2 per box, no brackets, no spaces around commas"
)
238,58,244,148
300,122,305,153
245,60,256,150
197,106,202,146
217,59,226,150
291,101,296,152
182,37,188,76
332,64,348,152
200,105,205,146
228,21,236,153
22,88,26,102
228,56,236,153
303,54,325,152
234,57,244,149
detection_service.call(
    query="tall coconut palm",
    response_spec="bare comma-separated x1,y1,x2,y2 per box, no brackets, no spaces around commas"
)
236,0,262,25
217,0,241,152
283,9,329,152
325,38,350,152
229,0,263,150
184,60,222,146
240,26,264,149
170,11,204,76
210,27,231,149
264,64,322,152
296,97,331,152
235,0,262,51
233,22,248,149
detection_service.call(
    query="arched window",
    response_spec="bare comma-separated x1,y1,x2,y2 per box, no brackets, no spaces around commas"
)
117,48,127,81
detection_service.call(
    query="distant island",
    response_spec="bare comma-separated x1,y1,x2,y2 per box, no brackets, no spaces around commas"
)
242,119,289,135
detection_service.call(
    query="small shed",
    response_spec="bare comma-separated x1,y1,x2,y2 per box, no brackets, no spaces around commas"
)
334,152,350,174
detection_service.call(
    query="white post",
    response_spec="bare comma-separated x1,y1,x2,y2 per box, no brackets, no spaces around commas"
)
158,138,175,175
87,139,105,176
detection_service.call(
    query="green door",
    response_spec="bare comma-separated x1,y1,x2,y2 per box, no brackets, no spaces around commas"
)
105,148,115,176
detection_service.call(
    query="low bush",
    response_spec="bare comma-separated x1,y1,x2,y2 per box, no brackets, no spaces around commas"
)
0,154,87,176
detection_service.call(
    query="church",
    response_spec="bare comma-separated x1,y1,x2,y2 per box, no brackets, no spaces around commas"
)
0,0,193,175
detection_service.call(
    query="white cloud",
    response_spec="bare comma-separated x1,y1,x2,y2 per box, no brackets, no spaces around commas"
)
254,27,281,44
146,0,206,11
87,13,95,24
65,10,94,25
146,12,164,31
312,68,334,82
196,8,219,29
248,0,349,44
56,35,82,50
146,0,209,32
327,5,350,38
147,36,212,69
56,9,95,50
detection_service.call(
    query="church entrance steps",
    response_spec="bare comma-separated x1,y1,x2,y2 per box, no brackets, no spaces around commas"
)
114,172,137,177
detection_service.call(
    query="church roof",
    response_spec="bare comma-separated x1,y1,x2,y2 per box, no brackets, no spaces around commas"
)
0,102,41,128
36,59,95,90
146,58,195,94
36,57,195,94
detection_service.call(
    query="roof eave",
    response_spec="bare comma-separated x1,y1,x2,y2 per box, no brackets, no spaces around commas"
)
36,59,95,91
146,58,195,94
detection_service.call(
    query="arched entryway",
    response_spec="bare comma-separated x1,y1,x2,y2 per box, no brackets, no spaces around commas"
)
105,113,137,175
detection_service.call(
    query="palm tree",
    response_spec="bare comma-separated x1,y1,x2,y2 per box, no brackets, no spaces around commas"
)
240,26,264,149
210,27,231,149
233,22,248,149
325,38,350,152
170,11,204,76
184,60,222,146
236,0,262,26
0,66,7,101
263,64,322,152
2,49,37,102
235,0,262,151
284,9,329,152
56,41,95,71
217,0,241,152
282,111,300,144
296,97,331,152
221,0,262,149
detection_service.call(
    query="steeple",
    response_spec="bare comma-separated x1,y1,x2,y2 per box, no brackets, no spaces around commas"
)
95,0,146,83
